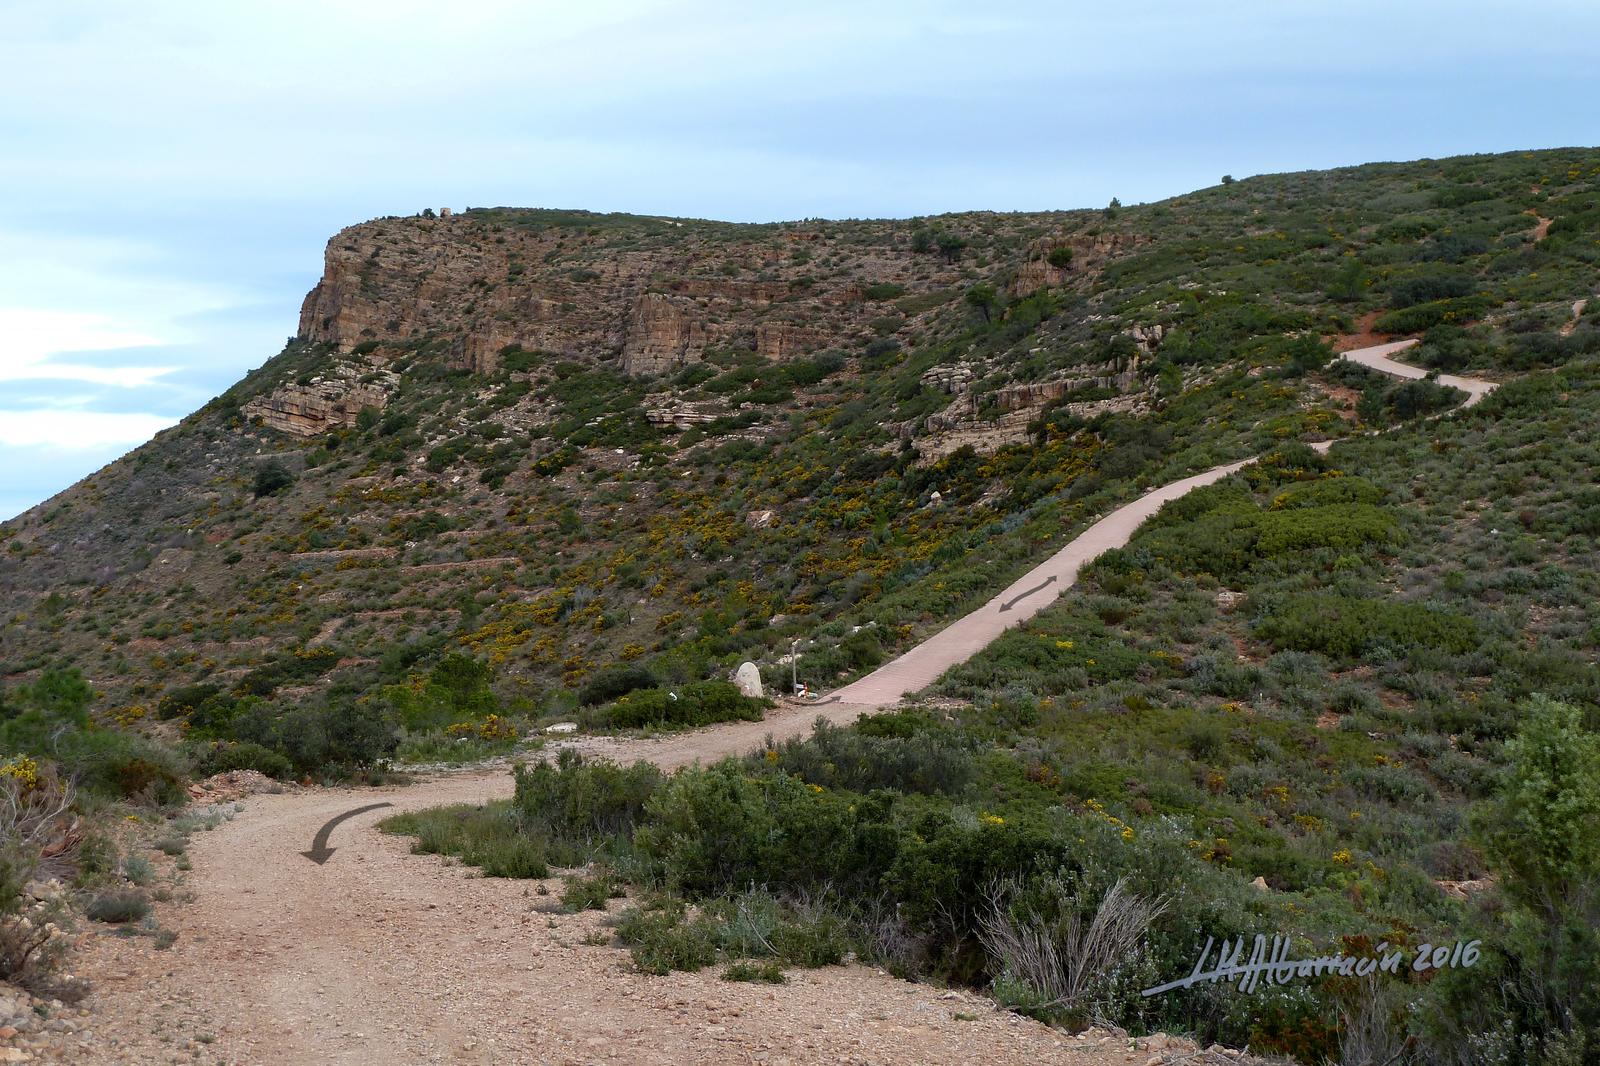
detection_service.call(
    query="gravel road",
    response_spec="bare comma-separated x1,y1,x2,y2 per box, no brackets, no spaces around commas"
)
60,340,1492,1064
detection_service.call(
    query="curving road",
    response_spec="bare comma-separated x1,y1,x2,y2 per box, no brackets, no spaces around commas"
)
73,339,1495,1065
829,338,1494,708
1340,338,1496,408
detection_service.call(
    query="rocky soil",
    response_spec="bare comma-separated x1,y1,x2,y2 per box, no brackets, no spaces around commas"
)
50,759,1268,1066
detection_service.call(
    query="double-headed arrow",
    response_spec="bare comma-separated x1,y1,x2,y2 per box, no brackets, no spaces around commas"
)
302,802,393,865
998,574,1057,612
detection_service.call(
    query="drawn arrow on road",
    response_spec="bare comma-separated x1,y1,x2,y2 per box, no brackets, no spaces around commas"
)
998,574,1057,612
302,802,393,865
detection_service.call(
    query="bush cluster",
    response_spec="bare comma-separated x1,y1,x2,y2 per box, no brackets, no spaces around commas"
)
595,680,767,731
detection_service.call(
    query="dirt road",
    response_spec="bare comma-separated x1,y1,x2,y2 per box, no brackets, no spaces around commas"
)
66,341,1493,1064
74,763,1174,1065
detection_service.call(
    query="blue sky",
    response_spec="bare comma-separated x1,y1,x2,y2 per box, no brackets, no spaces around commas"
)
3,0,1598,520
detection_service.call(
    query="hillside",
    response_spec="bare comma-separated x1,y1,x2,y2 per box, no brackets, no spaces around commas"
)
5,151,1598,750
3,149,1600,1065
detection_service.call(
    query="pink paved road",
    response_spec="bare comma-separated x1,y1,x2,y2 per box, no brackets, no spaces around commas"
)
827,340,1496,708
1341,338,1497,408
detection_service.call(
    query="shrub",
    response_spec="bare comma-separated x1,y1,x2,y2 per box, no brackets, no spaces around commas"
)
252,460,294,498
1388,271,1477,309
190,740,293,780
157,683,222,721
1425,699,1600,1062
1373,295,1492,335
0,763,73,988
86,888,151,924
579,665,660,707
1257,594,1477,659
615,900,720,975
755,718,975,796
562,867,624,911
1253,504,1401,556
277,699,400,772
600,681,764,731
383,803,550,878
722,959,786,983
512,751,661,859
769,901,851,967
979,876,1167,1029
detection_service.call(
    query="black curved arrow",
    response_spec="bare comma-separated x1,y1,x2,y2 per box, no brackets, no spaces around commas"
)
302,802,393,864
998,574,1057,612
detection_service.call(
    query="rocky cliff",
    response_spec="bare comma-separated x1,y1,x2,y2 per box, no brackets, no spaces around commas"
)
294,208,1024,377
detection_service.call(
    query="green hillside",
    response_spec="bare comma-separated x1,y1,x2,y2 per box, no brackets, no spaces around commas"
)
3,148,1600,1063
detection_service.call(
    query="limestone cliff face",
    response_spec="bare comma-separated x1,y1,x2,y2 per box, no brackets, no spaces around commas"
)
242,381,390,438
294,209,989,377
1009,232,1150,298
621,293,707,375
241,365,394,437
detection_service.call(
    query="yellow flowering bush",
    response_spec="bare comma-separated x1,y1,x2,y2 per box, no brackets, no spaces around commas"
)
0,756,41,791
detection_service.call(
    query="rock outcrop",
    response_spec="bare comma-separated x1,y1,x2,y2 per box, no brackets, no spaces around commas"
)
622,293,707,375
754,320,822,361
242,375,391,437
293,209,1057,381
1010,232,1150,297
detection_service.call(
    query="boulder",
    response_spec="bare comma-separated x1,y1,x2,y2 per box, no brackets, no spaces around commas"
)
733,662,763,699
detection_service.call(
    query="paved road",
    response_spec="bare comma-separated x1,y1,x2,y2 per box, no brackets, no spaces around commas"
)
1340,338,1496,408
75,337,1495,1065
830,339,1495,708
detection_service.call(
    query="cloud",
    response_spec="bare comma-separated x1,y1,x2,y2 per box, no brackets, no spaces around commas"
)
0,409,179,450
1,0,1598,521
0,308,177,388
0,229,253,518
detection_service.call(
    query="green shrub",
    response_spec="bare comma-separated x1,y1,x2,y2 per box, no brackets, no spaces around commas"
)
1425,699,1600,1062
769,904,851,967
86,888,151,924
251,460,294,498
190,740,293,780
512,750,662,860
1388,270,1477,309
1373,294,1492,334
1126,489,1399,580
615,900,720,975
157,683,222,721
277,699,400,772
722,959,786,983
382,803,550,878
600,680,764,731
635,764,917,898
562,867,624,911
1254,504,1401,556
1268,477,1385,510
1257,594,1477,659
753,718,975,796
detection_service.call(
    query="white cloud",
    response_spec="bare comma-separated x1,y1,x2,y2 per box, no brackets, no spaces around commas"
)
0,409,178,449
0,308,175,387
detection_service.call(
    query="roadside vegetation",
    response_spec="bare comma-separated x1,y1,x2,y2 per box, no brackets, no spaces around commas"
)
4,148,1599,1063
392,361,1600,1063
0,672,240,994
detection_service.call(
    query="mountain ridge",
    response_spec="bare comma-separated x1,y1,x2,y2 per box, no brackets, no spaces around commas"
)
3,148,1598,727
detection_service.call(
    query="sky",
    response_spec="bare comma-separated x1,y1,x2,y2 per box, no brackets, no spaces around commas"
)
3,0,1598,520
